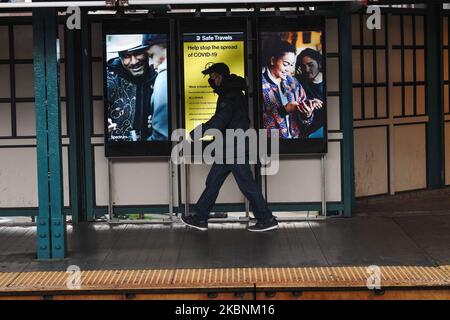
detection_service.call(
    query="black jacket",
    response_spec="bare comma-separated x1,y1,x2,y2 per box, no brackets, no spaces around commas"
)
199,74,251,162
296,74,324,137
202,74,250,134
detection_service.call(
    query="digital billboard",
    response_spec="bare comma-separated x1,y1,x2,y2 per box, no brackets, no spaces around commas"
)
182,31,245,135
259,17,327,154
103,21,171,157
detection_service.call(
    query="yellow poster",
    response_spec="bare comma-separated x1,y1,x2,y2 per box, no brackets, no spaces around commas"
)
183,32,245,133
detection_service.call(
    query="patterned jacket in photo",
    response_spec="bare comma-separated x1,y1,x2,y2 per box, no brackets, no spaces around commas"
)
262,70,314,138
106,57,157,141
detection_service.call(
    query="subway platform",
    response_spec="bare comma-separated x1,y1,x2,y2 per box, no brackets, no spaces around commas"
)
0,190,450,299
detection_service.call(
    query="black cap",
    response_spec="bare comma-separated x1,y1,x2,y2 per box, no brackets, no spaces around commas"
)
142,34,167,47
202,62,230,77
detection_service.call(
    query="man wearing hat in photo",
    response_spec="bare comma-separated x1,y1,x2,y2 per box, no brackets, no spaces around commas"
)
143,34,169,141
106,34,157,142
181,62,279,232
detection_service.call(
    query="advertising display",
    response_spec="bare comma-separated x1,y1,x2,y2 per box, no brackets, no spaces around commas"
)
182,31,245,134
259,17,327,154
103,21,171,157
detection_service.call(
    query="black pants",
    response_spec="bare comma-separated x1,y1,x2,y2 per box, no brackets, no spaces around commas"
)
194,163,273,222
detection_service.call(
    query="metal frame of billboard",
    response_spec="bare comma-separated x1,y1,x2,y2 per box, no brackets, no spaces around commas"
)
0,1,354,9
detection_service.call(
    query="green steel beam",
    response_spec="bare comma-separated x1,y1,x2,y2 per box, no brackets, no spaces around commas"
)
339,6,355,217
113,205,174,215
268,202,344,213
0,208,38,217
0,208,71,217
65,28,81,224
45,8,66,259
33,8,66,259
91,203,344,216
81,10,95,222
33,9,51,259
426,3,445,189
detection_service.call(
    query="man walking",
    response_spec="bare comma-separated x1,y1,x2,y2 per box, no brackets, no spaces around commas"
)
181,62,278,232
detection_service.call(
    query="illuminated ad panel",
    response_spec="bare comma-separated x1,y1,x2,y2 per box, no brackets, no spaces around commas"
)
103,21,172,157
182,32,245,134
259,17,327,154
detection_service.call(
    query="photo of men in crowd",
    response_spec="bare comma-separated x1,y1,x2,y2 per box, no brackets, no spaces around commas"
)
261,31,324,140
106,33,169,143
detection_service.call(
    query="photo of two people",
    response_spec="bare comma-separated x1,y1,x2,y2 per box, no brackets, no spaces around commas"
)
261,31,325,140
105,33,169,142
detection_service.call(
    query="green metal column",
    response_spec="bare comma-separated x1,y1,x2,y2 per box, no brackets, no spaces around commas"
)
33,8,66,259
81,10,96,221
426,3,445,189
339,6,355,217
66,28,82,224
46,10,66,259
33,9,51,259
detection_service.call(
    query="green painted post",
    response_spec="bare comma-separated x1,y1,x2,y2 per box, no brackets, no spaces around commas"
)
33,8,66,259
426,3,445,189
45,8,66,259
339,6,355,217
66,28,81,224
81,11,95,221
33,9,51,259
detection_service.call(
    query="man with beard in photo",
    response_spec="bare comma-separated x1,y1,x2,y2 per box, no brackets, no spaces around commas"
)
106,34,157,142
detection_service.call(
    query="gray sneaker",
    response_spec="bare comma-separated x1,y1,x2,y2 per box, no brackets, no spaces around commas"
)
181,215,208,231
247,217,279,232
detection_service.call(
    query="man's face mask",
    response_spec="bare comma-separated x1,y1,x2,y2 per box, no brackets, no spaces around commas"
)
208,78,218,90
208,73,222,90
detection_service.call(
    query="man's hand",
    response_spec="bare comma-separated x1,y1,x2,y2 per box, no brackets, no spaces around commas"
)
108,118,117,133
311,98,323,110
147,114,152,129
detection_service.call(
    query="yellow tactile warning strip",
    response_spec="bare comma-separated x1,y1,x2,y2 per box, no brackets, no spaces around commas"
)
0,273,20,289
0,266,449,294
442,265,450,276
